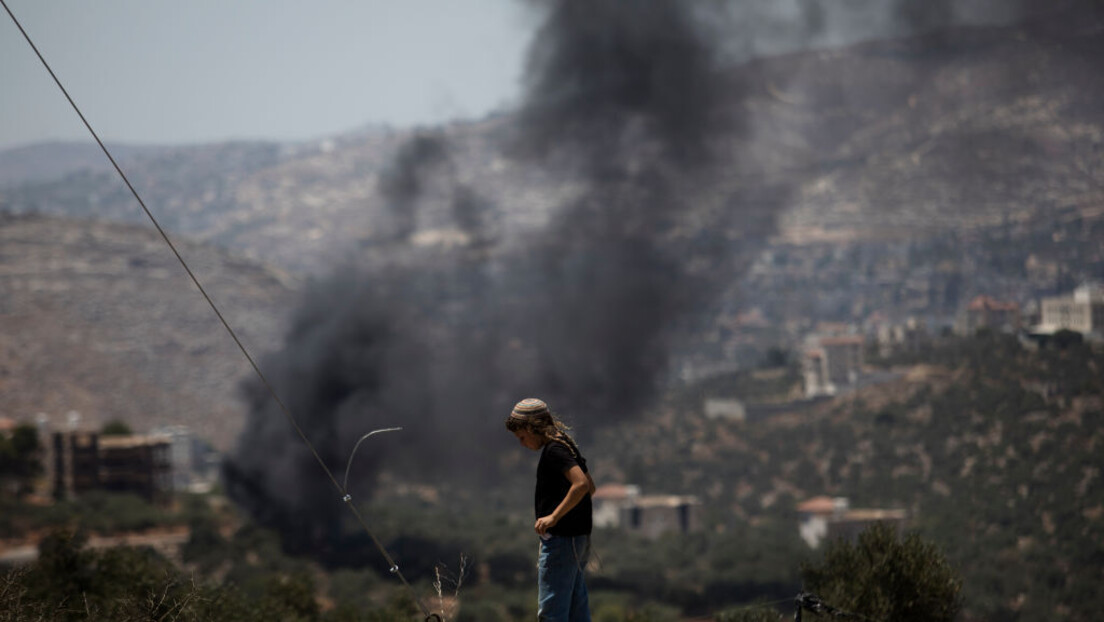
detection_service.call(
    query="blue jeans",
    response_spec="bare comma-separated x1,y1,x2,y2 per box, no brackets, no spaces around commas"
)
537,534,591,622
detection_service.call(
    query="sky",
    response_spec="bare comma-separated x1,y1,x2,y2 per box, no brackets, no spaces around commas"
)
1,0,1039,152
0,0,535,150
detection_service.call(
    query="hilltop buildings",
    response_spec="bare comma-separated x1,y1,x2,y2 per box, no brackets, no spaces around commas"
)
949,284,1104,341
957,295,1022,335
1037,282,1104,338
592,484,702,539
51,430,172,503
797,496,908,549
46,419,219,503
802,334,864,398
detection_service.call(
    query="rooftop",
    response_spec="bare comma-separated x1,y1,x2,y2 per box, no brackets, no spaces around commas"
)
967,295,1019,311
99,434,172,449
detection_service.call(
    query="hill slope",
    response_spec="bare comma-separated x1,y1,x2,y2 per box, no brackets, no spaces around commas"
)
0,213,296,447
2,17,1100,276
590,335,1104,620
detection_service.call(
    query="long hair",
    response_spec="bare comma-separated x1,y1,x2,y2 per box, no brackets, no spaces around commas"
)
505,399,581,457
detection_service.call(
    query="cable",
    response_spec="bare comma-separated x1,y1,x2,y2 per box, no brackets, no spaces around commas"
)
0,2,435,619
794,592,885,622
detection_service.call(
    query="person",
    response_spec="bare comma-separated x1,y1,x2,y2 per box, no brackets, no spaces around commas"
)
506,398,596,622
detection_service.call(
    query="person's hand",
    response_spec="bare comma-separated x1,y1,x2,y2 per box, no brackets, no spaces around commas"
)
535,515,558,536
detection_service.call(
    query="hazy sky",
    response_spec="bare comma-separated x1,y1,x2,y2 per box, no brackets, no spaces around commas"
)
1,0,535,150
2,0,1038,152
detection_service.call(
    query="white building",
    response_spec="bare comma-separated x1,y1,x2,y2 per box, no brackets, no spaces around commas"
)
797,496,908,549
593,484,701,539
703,398,746,422
1038,282,1104,337
803,335,864,398
150,425,220,493
957,295,1021,335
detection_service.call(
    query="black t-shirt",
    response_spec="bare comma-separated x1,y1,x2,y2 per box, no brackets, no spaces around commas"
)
535,440,592,537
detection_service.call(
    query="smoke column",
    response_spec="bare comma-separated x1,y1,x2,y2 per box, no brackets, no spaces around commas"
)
223,0,784,559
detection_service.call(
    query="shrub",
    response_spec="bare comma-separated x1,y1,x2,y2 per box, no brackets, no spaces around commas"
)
799,523,961,622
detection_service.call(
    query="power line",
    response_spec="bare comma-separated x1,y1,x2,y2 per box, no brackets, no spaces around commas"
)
0,2,436,619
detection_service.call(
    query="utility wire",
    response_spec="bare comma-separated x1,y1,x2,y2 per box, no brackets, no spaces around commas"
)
0,2,435,619
794,592,886,622
1,7,896,622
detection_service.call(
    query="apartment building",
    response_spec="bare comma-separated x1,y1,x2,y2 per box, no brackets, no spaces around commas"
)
51,430,172,503
797,496,908,549
593,484,702,539
1039,282,1104,336
803,335,864,397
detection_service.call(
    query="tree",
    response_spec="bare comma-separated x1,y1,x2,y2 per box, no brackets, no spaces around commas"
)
799,523,962,622
101,419,133,436
1050,329,1083,350
0,423,42,497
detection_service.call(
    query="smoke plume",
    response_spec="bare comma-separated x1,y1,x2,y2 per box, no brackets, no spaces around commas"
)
223,0,783,559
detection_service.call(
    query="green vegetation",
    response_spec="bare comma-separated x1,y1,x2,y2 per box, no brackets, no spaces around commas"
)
0,489,805,621
591,331,1104,620
0,423,41,498
1,491,184,539
2,332,1099,620
100,419,133,436
800,522,961,622
1,528,414,621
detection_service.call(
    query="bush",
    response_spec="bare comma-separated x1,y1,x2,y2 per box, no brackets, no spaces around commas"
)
101,420,133,436
0,423,41,498
715,607,784,622
799,523,962,622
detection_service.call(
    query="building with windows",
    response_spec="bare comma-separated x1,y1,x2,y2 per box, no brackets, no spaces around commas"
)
803,335,864,397
51,431,172,503
150,425,220,493
593,484,701,539
797,496,908,549
958,295,1021,335
1038,282,1104,337
99,435,173,502
52,430,101,500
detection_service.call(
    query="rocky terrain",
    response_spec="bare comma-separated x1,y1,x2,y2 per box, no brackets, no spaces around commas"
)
4,18,1101,277
588,333,1104,620
0,213,296,447
0,10,1101,447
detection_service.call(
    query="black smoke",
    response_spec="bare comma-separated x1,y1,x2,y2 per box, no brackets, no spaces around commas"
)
222,0,1100,563
223,0,783,560
376,132,450,242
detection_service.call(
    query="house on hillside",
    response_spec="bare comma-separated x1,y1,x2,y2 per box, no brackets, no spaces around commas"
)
702,398,746,422
99,435,173,502
797,496,908,549
593,484,701,539
52,430,172,503
956,295,1021,335
52,430,101,500
1037,282,1104,338
151,425,220,493
868,315,929,358
803,335,864,398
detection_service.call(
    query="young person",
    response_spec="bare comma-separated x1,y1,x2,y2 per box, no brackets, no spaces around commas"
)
506,398,596,622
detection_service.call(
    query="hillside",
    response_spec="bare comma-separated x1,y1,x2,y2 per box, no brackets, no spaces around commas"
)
0,19,1098,402
586,334,1104,620
2,18,1100,278
0,213,296,447
1,6,1101,621
0,142,170,189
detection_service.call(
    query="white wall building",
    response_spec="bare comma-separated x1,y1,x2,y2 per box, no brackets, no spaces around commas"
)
593,484,701,539
797,496,908,549
803,335,864,398
1039,282,1104,337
